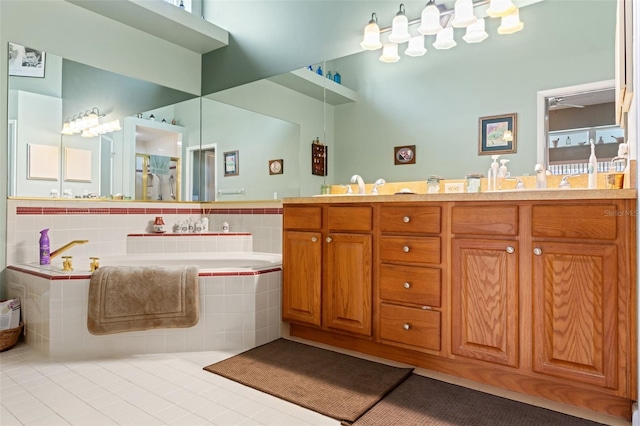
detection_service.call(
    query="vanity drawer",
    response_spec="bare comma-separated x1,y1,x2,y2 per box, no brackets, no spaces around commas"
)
380,206,441,234
284,206,322,230
328,206,372,232
379,236,440,264
380,303,441,351
380,264,441,307
451,205,518,236
531,204,617,240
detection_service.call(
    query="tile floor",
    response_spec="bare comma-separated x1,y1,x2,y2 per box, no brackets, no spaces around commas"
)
0,338,632,426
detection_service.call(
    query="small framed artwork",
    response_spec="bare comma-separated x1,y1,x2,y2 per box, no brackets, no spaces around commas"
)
269,159,283,175
223,150,239,176
28,144,59,180
478,113,517,155
64,148,92,182
394,145,416,165
9,42,46,78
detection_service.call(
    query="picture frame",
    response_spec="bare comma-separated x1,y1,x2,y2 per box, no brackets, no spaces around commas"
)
269,159,283,175
9,42,46,78
223,150,239,176
394,145,416,165
478,113,517,155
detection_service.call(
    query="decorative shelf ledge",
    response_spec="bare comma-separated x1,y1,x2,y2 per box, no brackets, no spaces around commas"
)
268,69,358,105
65,0,228,54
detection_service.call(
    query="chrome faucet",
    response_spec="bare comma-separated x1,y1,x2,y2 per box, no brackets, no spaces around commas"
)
50,240,89,259
371,178,386,194
351,174,365,194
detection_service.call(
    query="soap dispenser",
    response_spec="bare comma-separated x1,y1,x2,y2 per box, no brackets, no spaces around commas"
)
487,155,500,191
498,159,510,190
588,139,598,189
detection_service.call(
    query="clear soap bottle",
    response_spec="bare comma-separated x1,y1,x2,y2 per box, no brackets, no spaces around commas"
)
487,155,500,191
588,139,598,189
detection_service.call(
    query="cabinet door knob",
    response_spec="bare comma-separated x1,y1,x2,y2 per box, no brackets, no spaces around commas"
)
506,246,515,254
311,237,317,242
404,282,411,289
403,216,411,223
403,246,410,253
533,248,542,256
403,323,411,330
326,237,332,243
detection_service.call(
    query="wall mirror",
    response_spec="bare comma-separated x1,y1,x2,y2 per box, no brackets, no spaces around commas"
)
7,43,302,201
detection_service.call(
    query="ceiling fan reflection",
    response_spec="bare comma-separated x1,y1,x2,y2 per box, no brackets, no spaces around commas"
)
548,97,585,109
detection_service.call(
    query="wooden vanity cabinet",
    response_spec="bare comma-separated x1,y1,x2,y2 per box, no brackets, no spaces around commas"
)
450,205,519,367
530,204,629,392
282,204,373,337
377,204,443,353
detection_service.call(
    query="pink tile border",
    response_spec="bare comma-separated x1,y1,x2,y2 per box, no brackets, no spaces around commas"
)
16,206,283,215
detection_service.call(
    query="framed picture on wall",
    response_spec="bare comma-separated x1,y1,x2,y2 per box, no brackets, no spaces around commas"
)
394,145,416,165
9,42,46,78
224,150,239,176
478,113,517,155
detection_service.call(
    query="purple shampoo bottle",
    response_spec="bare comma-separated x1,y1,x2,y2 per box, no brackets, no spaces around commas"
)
39,229,50,265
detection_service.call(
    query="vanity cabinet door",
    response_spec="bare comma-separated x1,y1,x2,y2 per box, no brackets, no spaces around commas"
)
324,232,372,336
451,238,519,367
531,241,618,390
282,230,322,326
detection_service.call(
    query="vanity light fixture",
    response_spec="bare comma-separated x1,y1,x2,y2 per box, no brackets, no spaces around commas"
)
486,0,517,18
462,18,489,43
497,8,524,34
389,4,410,43
360,13,382,50
360,0,524,63
405,35,427,57
379,43,400,63
451,0,477,28
61,107,121,138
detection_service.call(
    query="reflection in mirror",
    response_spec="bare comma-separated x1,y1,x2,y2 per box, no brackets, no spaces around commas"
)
538,81,624,175
8,44,199,201
200,96,301,201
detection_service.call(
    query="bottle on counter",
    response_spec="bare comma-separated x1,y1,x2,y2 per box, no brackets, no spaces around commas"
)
333,69,341,84
316,66,323,76
39,229,50,265
588,139,598,189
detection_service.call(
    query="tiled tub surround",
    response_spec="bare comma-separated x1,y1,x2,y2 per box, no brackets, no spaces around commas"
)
6,199,284,266
6,259,283,359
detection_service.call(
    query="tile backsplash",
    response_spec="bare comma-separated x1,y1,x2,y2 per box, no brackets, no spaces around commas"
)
6,199,283,266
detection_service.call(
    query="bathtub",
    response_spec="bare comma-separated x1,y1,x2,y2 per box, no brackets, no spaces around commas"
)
6,252,283,359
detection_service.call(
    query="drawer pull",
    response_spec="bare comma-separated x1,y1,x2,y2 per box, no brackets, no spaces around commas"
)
403,282,411,289
311,237,317,243
533,248,542,256
403,323,411,330
403,245,410,253
403,216,411,223
326,237,332,243
506,246,515,254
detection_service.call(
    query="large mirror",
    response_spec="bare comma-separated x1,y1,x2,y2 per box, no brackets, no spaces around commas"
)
7,45,302,201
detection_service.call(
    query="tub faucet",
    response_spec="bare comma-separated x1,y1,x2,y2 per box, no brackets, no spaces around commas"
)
351,175,365,194
50,240,88,259
371,178,386,194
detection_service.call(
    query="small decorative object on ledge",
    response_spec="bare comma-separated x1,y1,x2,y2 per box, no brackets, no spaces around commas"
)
312,139,328,176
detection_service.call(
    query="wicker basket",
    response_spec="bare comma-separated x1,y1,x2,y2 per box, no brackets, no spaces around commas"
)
0,322,23,352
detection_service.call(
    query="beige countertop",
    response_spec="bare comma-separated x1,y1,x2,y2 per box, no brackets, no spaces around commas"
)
283,188,637,204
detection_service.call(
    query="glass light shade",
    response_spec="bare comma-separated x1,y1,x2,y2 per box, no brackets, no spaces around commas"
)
433,27,456,50
417,2,443,35
389,8,410,43
81,128,97,138
360,21,382,50
61,122,73,135
73,116,84,130
379,43,400,63
498,8,524,34
451,0,477,28
405,35,427,57
87,110,99,128
462,18,488,43
486,0,516,18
